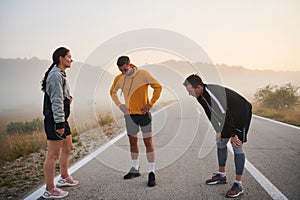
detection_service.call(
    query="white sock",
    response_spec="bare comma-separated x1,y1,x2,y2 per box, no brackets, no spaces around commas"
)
217,171,226,177
234,180,242,186
148,162,155,173
132,159,139,170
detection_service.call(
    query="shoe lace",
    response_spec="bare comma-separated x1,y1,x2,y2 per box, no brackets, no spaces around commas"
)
212,173,221,179
231,183,240,192
58,178,66,183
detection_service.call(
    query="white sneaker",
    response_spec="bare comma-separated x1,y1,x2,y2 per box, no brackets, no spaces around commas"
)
42,187,69,199
56,175,79,187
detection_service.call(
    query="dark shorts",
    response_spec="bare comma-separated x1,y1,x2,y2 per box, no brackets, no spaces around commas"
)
44,118,71,140
124,113,152,135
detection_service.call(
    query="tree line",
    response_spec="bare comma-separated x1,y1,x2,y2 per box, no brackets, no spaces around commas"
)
254,83,299,110
6,118,43,134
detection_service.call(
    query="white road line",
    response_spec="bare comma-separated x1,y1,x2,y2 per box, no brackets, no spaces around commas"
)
24,102,177,200
253,114,300,130
227,144,288,200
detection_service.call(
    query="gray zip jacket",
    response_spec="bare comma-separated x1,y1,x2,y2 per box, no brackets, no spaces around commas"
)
45,66,71,124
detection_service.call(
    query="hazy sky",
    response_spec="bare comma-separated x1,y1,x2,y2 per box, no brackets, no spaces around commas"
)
1,0,300,71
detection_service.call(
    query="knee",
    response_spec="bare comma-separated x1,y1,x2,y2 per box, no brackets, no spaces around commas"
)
143,138,153,148
217,141,227,149
129,137,138,147
62,144,72,154
232,145,244,155
47,151,60,161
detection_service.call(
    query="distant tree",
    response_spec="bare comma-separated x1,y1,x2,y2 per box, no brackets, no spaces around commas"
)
6,118,43,134
255,83,299,109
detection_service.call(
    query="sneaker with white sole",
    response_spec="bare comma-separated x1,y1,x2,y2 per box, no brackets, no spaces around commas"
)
42,187,69,199
56,176,79,187
226,183,244,198
205,173,227,185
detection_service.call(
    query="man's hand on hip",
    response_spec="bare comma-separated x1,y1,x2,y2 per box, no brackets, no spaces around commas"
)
119,104,130,115
141,104,152,114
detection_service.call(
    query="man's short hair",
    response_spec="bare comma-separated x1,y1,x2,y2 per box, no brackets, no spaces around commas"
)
183,74,204,88
117,56,130,67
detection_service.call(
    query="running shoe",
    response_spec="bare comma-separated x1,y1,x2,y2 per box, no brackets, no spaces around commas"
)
226,183,244,198
205,173,227,185
42,187,68,199
148,172,156,187
56,176,79,187
123,167,141,179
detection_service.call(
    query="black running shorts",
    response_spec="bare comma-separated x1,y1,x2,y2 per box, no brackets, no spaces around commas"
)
124,113,152,135
44,117,71,140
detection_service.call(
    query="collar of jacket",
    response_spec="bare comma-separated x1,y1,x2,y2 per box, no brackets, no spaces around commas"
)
53,65,67,77
120,64,140,97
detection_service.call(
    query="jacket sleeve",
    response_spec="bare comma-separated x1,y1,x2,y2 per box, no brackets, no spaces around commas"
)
145,71,162,105
210,109,236,136
47,73,65,129
110,76,122,107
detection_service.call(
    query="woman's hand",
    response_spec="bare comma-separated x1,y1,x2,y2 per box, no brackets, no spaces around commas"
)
56,128,65,135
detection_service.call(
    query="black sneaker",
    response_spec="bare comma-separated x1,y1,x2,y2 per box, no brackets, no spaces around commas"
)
148,172,156,187
205,173,227,185
226,183,244,198
123,167,141,179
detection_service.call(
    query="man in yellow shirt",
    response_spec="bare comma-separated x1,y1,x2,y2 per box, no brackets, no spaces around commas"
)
110,56,162,187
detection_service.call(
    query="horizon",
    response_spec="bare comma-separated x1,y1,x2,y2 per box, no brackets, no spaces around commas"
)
1,56,300,73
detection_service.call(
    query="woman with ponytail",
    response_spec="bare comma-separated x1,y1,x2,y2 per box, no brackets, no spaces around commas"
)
41,47,78,199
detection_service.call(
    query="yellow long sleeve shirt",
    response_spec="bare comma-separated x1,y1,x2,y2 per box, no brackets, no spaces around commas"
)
110,66,162,114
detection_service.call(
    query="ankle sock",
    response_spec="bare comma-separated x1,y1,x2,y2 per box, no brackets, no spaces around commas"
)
132,159,139,170
148,162,155,173
217,171,226,177
234,180,242,186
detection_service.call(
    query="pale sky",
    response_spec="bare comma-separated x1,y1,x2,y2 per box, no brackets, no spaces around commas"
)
1,0,300,71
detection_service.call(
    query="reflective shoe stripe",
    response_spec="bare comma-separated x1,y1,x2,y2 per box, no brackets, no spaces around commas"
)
227,190,244,197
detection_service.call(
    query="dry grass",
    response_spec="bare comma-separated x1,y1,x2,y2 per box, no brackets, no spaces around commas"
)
0,132,46,164
253,105,300,126
281,107,300,126
98,113,115,126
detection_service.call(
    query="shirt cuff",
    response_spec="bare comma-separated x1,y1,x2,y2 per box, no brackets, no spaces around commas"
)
55,122,65,130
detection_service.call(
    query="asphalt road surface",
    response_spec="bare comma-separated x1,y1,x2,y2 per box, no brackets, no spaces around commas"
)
25,99,300,200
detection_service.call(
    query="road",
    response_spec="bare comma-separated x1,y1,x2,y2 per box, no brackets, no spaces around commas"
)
25,99,300,200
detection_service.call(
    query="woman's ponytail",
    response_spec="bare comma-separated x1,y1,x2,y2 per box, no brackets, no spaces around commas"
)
41,63,55,92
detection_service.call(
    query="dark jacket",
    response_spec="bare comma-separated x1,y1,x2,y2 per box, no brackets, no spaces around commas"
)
197,84,252,142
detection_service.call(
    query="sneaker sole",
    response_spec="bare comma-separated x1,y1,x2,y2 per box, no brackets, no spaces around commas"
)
226,190,244,198
148,182,156,187
124,174,141,179
56,182,79,187
206,180,227,185
42,192,69,199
